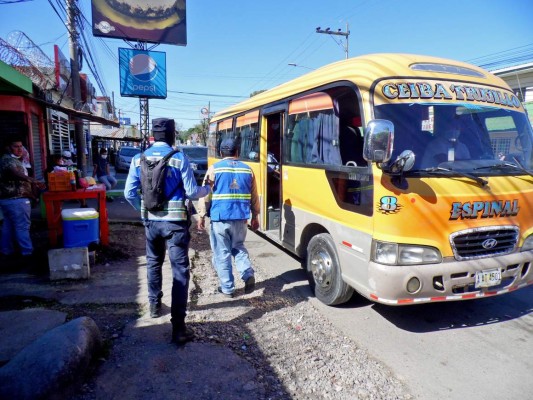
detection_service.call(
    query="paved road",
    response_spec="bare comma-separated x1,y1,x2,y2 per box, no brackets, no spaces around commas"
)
245,230,533,400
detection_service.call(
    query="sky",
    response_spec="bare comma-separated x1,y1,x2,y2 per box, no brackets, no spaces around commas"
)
0,0,532,131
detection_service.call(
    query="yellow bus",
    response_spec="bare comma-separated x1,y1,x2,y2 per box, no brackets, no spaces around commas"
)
207,53,533,305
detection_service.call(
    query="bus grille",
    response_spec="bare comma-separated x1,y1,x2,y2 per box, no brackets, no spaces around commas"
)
450,226,519,260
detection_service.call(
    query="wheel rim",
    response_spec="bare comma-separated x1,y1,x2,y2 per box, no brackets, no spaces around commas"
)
310,249,332,289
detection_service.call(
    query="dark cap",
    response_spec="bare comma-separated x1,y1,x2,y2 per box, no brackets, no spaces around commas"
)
220,138,237,154
152,118,175,134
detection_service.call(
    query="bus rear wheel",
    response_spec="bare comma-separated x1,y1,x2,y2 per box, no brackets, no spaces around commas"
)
306,233,354,305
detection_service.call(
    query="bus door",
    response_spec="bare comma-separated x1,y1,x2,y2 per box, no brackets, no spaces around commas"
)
264,112,283,235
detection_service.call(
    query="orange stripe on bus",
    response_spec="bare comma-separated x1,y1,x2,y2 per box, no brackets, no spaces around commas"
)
289,92,333,114
218,119,233,130
236,110,259,128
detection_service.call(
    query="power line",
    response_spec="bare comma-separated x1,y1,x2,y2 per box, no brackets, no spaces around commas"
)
246,31,319,94
167,89,247,98
466,43,533,70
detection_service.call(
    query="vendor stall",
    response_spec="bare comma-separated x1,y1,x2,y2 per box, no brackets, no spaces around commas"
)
42,184,109,246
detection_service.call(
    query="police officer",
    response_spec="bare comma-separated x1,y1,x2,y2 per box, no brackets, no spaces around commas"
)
124,118,210,345
197,138,260,297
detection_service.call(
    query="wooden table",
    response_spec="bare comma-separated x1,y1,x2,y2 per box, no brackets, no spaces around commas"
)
42,184,109,247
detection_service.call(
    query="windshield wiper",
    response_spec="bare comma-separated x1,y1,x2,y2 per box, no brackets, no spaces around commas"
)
474,161,533,178
420,167,488,187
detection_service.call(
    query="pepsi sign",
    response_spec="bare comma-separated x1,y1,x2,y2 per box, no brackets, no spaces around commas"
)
119,48,167,99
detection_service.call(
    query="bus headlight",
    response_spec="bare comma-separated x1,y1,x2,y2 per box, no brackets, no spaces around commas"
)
373,241,442,265
522,235,533,252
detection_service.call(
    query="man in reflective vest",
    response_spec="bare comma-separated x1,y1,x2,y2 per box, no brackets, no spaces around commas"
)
124,118,211,345
197,138,260,297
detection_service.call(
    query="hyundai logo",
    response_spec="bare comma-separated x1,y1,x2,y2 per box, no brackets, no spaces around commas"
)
482,238,498,249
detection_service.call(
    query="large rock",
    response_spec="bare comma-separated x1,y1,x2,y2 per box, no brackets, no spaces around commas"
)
0,309,67,364
0,316,101,400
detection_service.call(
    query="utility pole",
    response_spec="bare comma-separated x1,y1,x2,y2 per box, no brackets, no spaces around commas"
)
316,23,350,59
67,0,87,175
134,41,150,150
112,91,117,119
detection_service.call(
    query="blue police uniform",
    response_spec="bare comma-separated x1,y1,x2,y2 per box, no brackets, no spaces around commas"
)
124,141,210,334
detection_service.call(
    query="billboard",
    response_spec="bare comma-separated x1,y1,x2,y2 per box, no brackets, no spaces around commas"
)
54,45,71,95
119,48,167,99
92,0,187,46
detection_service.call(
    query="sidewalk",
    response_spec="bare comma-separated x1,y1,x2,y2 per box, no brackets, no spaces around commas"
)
0,181,263,398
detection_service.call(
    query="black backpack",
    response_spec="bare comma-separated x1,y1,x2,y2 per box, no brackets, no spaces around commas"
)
140,149,180,211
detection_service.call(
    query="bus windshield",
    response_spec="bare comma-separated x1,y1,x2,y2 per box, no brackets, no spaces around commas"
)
374,103,533,173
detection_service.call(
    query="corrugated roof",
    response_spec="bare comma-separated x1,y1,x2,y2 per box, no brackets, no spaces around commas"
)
90,126,142,141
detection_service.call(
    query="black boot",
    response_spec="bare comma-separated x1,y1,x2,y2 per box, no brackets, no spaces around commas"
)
172,323,194,345
149,300,162,318
149,292,163,318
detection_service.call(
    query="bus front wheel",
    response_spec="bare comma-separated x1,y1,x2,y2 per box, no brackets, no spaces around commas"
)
306,233,354,305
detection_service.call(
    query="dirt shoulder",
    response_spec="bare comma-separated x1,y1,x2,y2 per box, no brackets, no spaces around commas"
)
2,222,411,399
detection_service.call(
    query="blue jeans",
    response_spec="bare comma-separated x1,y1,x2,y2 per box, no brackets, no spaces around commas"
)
0,198,33,256
144,220,190,326
211,220,254,294
98,175,117,191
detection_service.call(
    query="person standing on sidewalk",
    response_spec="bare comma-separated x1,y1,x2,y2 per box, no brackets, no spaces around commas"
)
124,118,210,345
0,138,46,264
93,148,117,200
197,138,260,298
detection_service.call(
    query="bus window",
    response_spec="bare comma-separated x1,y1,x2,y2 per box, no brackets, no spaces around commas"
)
286,93,341,166
285,88,372,214
207,122,217,158
236,111,260,161
213,119,234,158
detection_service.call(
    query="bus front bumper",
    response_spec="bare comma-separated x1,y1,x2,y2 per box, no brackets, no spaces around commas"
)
366,251,533,305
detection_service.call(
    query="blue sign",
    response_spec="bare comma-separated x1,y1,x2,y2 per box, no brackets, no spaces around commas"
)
119,48,167,99
119,117,131,125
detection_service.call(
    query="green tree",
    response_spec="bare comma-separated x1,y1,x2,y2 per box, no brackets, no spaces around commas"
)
181,119,209,145
250,90,266,97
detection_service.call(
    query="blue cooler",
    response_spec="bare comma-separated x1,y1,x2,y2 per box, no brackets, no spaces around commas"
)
61,208,99,248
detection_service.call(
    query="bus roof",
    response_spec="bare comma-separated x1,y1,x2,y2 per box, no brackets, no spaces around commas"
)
211,53,510,122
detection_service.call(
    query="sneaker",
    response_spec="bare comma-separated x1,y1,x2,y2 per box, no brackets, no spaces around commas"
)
172,325,195,345
217,286,234,298
149,301,161,318
244,276,256,294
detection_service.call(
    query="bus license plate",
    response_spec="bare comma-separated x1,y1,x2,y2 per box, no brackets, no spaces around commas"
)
475,269,501,288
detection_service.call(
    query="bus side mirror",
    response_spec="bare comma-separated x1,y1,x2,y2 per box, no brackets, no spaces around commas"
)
363,119,394,164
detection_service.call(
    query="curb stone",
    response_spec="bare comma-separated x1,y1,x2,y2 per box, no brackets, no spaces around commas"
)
0,317,101,400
